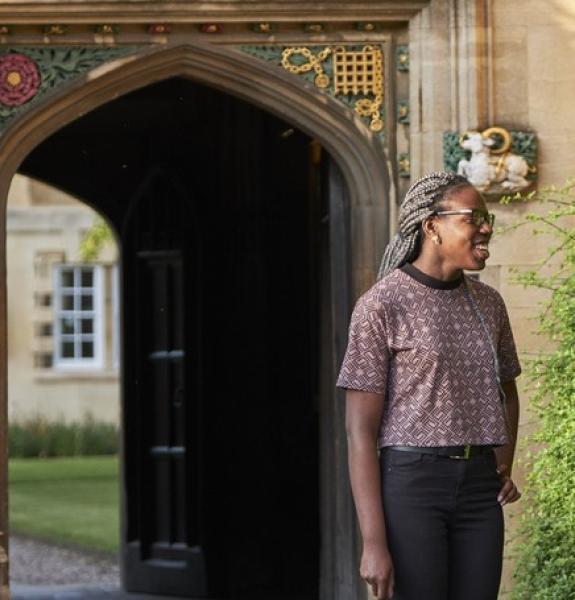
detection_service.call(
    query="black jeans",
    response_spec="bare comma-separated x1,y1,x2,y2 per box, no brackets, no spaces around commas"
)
380,448,504,600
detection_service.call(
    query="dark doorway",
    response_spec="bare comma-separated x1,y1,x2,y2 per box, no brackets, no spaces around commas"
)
19,77,330,599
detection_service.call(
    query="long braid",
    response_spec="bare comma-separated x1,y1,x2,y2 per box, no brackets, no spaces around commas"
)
377,171,470,279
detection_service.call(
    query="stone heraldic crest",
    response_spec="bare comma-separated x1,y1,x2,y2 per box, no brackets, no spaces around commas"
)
243,44,385,134
443,127,537,196
0,47,137,130
0,53,41,107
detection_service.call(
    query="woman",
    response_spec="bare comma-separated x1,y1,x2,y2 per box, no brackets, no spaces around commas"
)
337,171,522,600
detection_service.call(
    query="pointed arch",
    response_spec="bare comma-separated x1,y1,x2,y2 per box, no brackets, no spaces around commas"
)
0,43,389,211
0,41,390,596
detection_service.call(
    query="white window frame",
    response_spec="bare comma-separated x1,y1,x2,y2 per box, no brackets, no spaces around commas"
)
53,264,105,370
112,264,120,370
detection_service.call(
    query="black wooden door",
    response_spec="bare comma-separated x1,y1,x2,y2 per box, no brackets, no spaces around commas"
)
118,82,321,598
122,172,206,596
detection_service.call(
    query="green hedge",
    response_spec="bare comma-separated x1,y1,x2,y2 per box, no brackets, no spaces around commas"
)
504,182,575,599
9,415,118,458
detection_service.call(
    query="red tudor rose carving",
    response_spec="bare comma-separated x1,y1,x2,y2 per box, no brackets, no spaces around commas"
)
0,53,41,107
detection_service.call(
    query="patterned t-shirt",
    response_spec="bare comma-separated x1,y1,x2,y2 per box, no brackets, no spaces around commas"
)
336,263,521,448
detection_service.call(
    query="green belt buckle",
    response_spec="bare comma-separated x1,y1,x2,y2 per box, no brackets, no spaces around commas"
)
450,444,472,460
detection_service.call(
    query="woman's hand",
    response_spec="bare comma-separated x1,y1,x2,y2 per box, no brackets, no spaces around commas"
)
360,543,395,600
496,463,521,505
346,391,393,597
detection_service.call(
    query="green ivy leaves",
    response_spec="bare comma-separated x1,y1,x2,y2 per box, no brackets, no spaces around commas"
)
508,179,575,599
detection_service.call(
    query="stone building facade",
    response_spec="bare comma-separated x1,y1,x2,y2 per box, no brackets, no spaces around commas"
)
0,1,574,598
7,175,119,425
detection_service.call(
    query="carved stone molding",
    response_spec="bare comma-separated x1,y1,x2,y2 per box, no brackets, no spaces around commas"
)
0,2,430,23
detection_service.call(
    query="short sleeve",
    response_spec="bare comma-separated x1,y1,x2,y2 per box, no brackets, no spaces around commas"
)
496,296,522,383
336,294,389,394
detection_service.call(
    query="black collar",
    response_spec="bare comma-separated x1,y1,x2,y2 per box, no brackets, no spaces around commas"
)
400,262,463,290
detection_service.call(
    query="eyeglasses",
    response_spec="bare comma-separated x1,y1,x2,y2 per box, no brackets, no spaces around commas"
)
432,209,495,228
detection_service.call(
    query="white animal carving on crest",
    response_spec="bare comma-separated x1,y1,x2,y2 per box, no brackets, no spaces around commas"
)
457,127,531,193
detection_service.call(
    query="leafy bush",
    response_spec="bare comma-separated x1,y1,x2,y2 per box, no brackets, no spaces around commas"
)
505,181,575,598
80,216,114,262
9,415,118,458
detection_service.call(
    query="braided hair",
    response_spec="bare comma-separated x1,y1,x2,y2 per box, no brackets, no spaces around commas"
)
377,171,471,279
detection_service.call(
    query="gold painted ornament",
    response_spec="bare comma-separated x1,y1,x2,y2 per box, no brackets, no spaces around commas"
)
314,73,330,89
278,45,385,134
7,71,22,88
281,47,333,88
332,46,384,132
43,25,68,36
304,23,325,34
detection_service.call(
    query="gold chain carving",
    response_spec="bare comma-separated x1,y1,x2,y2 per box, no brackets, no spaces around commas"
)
281,47,332,89
333,45,384,132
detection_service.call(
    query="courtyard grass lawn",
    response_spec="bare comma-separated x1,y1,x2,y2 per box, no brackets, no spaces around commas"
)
9,456,119,555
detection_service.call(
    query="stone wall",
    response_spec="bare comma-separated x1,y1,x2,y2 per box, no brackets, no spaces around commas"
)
396,0,574,592
486,1,575,592
6,175,120,425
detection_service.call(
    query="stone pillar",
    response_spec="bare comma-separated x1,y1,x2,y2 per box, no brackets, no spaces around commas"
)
409,0,491,178
0,193,8,597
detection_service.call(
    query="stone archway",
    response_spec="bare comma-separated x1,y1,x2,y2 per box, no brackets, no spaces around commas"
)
0,41,390,598
0,43,388,209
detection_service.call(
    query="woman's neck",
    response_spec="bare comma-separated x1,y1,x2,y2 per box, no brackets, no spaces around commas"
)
411,255,463,282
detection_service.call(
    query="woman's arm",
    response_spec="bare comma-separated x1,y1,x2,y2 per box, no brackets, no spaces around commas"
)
494,379,521,505
346,389,394,600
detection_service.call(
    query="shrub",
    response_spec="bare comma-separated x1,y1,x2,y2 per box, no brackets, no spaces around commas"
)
505,181,575,599
9,415,118,458
80,216,114,262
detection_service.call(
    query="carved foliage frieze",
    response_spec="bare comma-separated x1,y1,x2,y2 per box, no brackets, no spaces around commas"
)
397,100,409,125
396,45,409,72
0,46,138,131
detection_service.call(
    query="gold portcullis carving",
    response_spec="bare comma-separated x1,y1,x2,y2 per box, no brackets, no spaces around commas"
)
332,45,384,132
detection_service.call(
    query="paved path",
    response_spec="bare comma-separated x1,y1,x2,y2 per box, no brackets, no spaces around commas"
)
10,535,129,599
10,535,120,586
8,537,206,599
11,584,191,600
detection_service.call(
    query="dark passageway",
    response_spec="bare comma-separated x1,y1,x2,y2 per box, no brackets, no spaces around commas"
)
20,78,324,599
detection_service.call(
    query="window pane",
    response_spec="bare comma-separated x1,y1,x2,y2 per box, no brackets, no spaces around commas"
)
61,341,75,358
54,265,101,367
81,341,94,358
80,318,94,334
80,269,93,288
60,270,74,288
62,294,74,310
80,294,94,310
60,317,75,335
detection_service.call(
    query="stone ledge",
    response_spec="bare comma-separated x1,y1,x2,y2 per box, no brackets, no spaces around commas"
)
0,1,429,22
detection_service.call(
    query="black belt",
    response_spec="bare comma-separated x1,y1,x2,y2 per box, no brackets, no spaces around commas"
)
385,445,495,460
